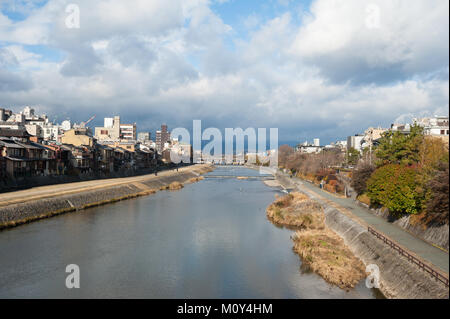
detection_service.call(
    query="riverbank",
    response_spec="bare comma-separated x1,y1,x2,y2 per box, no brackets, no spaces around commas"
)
266,192,367,289
272,170,449,299
0,164,214,230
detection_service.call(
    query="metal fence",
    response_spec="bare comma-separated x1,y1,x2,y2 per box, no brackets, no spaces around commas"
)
368,226,449,287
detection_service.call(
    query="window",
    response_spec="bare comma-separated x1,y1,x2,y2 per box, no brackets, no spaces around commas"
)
101,130,108,135
441,130,445,135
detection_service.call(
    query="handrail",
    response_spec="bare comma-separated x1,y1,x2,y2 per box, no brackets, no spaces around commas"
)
368,226,449,287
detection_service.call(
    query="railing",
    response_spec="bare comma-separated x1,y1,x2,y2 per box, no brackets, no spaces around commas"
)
368,226,449,287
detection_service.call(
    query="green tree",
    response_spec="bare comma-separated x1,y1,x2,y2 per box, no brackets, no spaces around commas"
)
375,124,424,167
366,164,424,215
346,147,360,166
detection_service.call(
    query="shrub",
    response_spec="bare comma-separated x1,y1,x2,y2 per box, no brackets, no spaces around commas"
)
351,162,375,195
425,162,449,225
366,164,424,215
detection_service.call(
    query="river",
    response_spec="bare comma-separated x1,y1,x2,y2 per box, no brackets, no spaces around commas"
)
0,166,381,298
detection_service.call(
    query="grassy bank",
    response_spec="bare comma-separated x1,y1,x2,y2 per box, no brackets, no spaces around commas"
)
266,192,324,229
266,192,366,289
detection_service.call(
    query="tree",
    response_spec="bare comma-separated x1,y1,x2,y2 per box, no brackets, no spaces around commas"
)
419,136,449,174
366,164,425,215
278,145,294,168
425,162,449,225
351,162,375,195
375,124,424,167
346,147,360,166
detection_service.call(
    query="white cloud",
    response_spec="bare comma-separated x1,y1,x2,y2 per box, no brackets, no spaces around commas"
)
291,0,449,84
0,0,448,143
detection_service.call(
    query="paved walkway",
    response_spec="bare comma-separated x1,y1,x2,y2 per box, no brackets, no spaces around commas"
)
0,165,208,207
277,172,449,274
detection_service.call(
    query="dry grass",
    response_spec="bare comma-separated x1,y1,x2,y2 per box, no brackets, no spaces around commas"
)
357,194,371,206
292,229,366,289
266,192,324,229
187,176,205,184
168,181,184,190
266,192,367,289
0,207,76,230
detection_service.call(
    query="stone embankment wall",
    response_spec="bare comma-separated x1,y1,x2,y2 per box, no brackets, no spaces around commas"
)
0,165,213,230
358,203,449,252
325,207,449,299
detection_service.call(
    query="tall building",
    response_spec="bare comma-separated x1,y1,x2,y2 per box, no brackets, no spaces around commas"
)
138,132,151,142
156,124,170,152
313,138,320,147
95,116,136,141
347,135,364,152
120,123,136,140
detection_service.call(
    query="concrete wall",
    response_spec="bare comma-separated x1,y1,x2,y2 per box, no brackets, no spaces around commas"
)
324,206,449,299
0,165,213,230
360,204,449,252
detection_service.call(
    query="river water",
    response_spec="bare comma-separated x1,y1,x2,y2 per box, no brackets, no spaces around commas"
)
0,167,380,298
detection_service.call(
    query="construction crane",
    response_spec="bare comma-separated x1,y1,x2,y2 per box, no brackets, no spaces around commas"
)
80,115,96,128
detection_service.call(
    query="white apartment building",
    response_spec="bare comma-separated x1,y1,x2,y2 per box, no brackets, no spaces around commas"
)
347,135,364,152
413,116,449,137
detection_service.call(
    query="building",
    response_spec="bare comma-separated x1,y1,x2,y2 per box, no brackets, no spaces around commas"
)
43,143,71,175
0,129,55,178
347,135,364,152
120,123,136,140
413,116,449,137
296,140,323,154
96,144,115,173
313,138,320,147
99,140,136,152
167,141,193,164
95,116,121,141
361,127,388,151
155,124,170,152
390,123,411,134
0,108,13,121
60,128,94,147
137,132,151,143
60,144,95,174
0,122,23,130
95,116,136,141
329,140,347,151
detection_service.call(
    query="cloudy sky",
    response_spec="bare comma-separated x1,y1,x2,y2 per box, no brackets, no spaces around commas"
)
0,0,448,144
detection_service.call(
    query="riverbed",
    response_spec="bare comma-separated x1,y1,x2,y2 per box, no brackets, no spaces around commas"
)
0,166,380,298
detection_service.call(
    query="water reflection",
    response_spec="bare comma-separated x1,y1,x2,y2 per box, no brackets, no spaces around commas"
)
0,167,382,299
